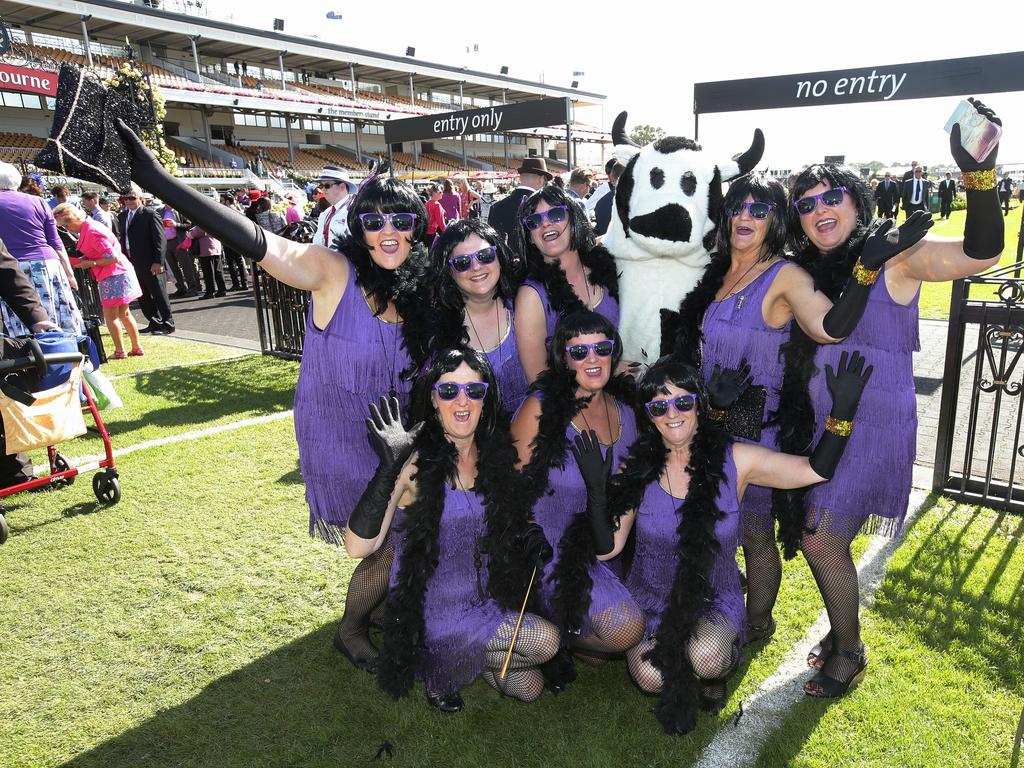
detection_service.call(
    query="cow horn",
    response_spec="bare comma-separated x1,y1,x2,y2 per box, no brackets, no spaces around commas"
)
612,111,639,148
727,128,765,179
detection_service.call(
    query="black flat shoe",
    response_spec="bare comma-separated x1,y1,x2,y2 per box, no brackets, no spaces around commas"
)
332,625,377,672
425,690,464,713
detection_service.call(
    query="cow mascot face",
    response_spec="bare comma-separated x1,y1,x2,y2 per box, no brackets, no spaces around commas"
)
604,112,764,362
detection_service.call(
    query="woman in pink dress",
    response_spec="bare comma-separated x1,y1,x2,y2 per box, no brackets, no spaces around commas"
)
53,203,144,359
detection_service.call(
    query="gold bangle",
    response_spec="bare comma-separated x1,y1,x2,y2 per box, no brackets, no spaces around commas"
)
852,258,880,286
825,416,853,437
961,169,996,191
707,406,727,422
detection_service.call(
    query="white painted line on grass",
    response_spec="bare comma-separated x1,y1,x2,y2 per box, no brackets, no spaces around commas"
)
35,410,294,474
693,489,929,768
107,352,256,381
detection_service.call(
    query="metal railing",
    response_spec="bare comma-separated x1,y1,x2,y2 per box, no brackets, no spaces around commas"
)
252,264,308,360
933,214,1024,512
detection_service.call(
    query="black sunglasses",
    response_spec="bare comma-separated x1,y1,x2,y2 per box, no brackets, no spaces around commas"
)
644,393,698,418
565,340,615,361
448,246,497,273
358,212,418,232
731,201,775,219
433,381,489,400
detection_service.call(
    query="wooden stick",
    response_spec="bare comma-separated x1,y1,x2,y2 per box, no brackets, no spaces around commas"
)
499,566,537,682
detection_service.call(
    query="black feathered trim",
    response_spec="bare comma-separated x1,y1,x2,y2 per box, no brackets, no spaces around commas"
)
526,244,620,318
669,251,731,365
771,226,868,558
376,415,537,699
340,236,434,378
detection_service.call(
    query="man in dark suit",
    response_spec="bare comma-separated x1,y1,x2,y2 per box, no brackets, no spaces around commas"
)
119,190,174,334
999,174,1014,216
875,172,900,220
594,160,623,236
938,173,957,220
487,157,551,245
901,166,931,216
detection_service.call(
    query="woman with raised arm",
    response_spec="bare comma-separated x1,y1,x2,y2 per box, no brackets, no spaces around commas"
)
344,347,557,712
115,122,434,673
512,186,621,384
429,219,529,414
559,353,870,734
669,172,931,645
510,309,643,687
773,99,1004,698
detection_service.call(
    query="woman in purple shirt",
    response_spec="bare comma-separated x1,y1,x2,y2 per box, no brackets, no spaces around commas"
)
0,162,83,336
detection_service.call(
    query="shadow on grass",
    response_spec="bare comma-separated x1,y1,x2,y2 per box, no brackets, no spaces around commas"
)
277,461,303,486
1,496,108,537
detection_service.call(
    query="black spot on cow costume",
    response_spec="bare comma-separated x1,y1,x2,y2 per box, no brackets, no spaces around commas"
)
603,112,764,362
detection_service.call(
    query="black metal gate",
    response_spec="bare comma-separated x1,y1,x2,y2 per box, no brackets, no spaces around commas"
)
933,228,1024,512
252,264,308,360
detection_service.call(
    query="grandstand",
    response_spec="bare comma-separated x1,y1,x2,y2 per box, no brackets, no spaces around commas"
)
0,0,609,189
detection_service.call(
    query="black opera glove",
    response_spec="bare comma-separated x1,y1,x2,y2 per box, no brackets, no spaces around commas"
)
809,350,873,480
347,397,422,540
707,359,752,413
114,119,269,261
519,522,554,571
823,213,933,338
949,100,1005,260
571,429,615,555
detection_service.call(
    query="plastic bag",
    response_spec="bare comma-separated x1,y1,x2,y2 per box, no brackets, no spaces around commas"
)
82,367,122,410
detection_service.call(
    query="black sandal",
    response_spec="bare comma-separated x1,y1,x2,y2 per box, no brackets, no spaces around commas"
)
744,616,776,645
803,646,867,698
807,631,833,669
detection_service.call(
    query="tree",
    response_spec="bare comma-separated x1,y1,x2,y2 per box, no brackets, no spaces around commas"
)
629,124,665,147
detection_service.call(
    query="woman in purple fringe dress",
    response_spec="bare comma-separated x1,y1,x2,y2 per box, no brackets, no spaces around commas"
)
560,355,870,734
512,186,624,385
429,219,529,414
344,348,557,713
669,172,932,646
777,101,1004,699
511,310,644,687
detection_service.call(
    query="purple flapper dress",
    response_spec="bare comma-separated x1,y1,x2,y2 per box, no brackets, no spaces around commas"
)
627,444,745,641
521,277,620,342
389,487,533,693
700,260,790,532
805,266,919,538
482,300,529,414
294,260,413,543
529,396,641,634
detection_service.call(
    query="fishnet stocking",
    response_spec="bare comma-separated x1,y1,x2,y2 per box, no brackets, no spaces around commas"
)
801,522,862,682
742,527,782,629
574,599,645,655
626,614,740,697
484,614,559,702
336,541,393,668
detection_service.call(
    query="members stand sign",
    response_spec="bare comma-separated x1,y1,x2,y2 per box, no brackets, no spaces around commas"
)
385,98,569,144
694,51,1024,114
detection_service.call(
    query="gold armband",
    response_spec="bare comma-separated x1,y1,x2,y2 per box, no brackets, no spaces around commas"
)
961,169,996,191
707,406,727,422
825,416,853,437
852,258,880,287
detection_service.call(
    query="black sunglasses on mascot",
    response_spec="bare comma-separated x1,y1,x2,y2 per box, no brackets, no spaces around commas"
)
433,381,489,400
357,211,418,232
448,246,498,273
644,393,698,418
565,339,616,361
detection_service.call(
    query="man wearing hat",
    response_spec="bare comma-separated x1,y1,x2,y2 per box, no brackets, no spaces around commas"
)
488,157,551,244
314,166,357,250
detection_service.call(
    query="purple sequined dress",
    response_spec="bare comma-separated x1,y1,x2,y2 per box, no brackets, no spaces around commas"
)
627,445,745,640
389,487,531,693
483,300,529,414
293,260,413,543
806,267,918,538
529,396,641,634
521,277,620,341
700,260,790,532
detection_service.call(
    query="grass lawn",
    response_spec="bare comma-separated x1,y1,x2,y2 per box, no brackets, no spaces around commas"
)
1,337,1021,767
912,204,1022,320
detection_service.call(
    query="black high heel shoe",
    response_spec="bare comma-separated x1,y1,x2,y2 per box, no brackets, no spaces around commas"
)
426,689,464,713
804,646,868,698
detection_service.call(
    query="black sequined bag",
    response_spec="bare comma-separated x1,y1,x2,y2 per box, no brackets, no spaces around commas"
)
35,64,138,192
725,384,767,443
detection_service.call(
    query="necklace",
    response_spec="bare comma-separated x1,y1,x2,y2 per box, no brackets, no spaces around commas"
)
368,291,400,399
464,297,504,356
579,392,616,446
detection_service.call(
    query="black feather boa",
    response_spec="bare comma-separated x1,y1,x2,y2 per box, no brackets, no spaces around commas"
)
668,251,732,365
527,243,620,318
772,226,869,558
376,415,537,699
341,235,434,378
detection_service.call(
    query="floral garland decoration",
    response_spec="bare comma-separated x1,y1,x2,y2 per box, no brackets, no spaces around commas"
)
104,63,179,175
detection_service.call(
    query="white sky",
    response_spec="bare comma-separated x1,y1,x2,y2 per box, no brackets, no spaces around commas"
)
205,1,1024,171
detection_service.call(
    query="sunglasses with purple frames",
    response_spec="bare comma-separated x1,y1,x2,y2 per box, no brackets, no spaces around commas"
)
565,339,616,361
793,186,849,216
522,205,569,231
433,381,490,400
448,246,498,273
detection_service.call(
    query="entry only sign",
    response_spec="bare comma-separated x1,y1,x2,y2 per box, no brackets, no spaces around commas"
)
694,51,1024,114
385,97,570,144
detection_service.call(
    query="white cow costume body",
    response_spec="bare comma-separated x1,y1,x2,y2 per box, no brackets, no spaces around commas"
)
603,113,764,362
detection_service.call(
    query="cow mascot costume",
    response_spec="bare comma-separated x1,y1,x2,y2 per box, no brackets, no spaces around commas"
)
603,112,764,362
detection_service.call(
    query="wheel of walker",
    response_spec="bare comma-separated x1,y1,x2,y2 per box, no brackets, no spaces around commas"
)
0,512,9,545
53,453,75,485
92,471,121,506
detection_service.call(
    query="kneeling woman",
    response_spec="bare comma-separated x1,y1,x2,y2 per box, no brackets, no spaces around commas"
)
560,354,870,734
344,348,558,711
